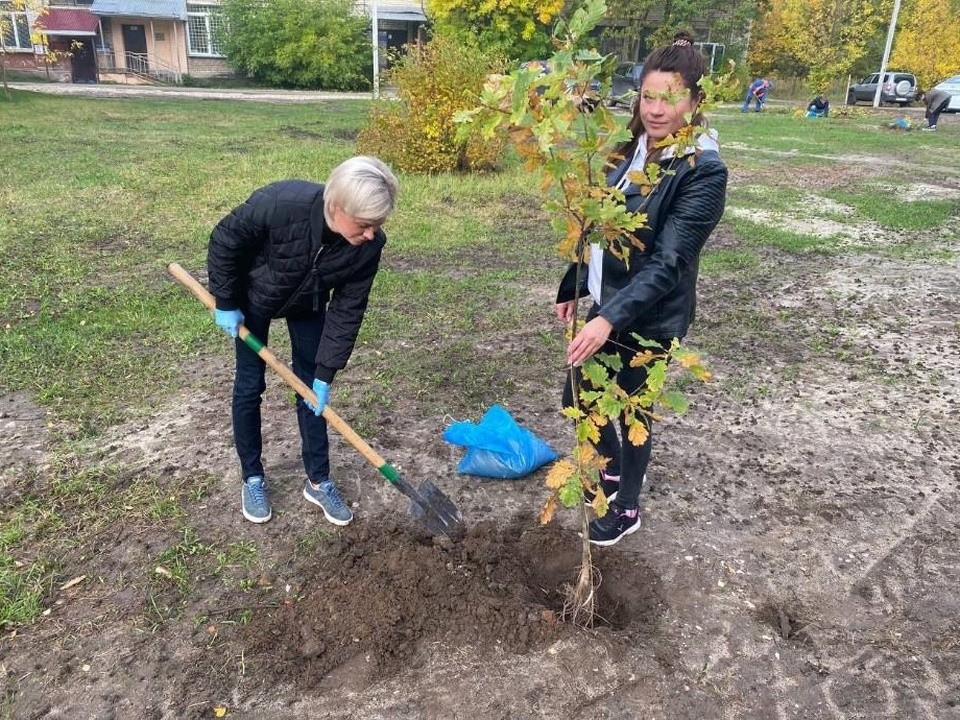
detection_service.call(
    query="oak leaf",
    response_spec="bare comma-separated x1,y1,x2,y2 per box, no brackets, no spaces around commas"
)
539,494,558,525
545,459,575,489
627,419,649,446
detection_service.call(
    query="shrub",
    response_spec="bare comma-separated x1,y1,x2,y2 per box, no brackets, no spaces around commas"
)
220,0,371,91
357,32,504,173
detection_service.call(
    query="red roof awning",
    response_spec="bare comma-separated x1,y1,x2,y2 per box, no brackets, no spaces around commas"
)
36,7,100,37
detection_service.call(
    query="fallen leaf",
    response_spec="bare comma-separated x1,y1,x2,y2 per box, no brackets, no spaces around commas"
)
59,575,87,591
213,706,228,718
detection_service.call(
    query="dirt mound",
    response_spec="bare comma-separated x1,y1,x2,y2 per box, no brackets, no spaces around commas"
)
229,515,662,691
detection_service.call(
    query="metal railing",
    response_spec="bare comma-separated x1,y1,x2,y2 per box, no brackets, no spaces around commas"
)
95,47,183,84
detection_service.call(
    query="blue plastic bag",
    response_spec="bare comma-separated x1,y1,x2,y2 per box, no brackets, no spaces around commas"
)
442,405,559,479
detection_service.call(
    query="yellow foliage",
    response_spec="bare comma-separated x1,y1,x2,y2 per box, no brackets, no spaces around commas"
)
890,0,960,89
357,33,503,173
590,491,609,517
545,459,575,489
539,494,558,524
626,418,649,447
748,0,890,87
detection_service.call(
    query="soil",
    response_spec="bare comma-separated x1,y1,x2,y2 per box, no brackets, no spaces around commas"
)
2,167,960,719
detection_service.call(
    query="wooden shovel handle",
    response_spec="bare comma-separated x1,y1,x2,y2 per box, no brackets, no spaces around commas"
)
167,263,392,474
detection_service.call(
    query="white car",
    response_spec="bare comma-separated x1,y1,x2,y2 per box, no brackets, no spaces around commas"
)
930,73,960,113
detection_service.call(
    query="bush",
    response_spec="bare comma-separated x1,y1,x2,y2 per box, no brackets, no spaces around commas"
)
220,0,371,90
357,33,504,173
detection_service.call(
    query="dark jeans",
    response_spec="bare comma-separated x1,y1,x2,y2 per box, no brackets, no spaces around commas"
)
927,98,949,127
562,315,672,509
233,307,329,482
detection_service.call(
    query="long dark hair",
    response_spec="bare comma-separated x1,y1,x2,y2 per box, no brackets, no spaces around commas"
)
612,30,708,165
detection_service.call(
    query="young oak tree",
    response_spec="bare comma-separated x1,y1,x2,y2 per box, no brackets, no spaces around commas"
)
456,0,713,625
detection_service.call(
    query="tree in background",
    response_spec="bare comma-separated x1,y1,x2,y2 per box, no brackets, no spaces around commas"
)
220,0,371,90
890,0,960,89
425,0,565,60
602,0,759,65
357,30,504,173
748,0,893,92
1,0,47,100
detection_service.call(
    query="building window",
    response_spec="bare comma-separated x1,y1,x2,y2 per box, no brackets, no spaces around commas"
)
187,5,225,57
1,5,31,50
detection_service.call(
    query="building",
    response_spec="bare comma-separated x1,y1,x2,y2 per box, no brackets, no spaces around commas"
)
1,0,426,84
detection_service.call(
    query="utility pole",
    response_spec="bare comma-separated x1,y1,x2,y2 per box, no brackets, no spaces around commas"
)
872,0,901,108
371,0,380,100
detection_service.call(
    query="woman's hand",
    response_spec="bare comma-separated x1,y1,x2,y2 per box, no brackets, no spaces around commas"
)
567,316,613,367
555,300,576,324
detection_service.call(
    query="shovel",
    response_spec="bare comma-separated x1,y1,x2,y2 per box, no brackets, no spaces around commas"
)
168,263,464,538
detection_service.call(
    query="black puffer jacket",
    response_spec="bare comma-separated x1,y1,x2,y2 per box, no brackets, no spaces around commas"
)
557,147,727,341
208,180,385,382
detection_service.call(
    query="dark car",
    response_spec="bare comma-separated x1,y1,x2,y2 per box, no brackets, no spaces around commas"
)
847,72,919,106
609,62,644,107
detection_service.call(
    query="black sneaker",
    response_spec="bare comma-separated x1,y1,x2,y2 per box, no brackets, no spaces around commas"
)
587,503,641,546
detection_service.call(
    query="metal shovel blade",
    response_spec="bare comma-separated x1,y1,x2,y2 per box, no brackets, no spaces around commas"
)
396,476,464,538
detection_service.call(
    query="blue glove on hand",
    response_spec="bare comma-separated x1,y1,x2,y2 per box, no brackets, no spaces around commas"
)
214,308,244,339
306,378,329,417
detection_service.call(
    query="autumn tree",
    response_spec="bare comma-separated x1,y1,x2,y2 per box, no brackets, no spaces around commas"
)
748,0,895,91
1,0,46,100
602,0,759,65
890,0,960,89
425,0,566,60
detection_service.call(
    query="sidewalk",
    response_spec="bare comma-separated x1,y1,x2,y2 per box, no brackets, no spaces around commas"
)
7,81,382,104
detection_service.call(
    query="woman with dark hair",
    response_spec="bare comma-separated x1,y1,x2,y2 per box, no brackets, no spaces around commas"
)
555,31,728,546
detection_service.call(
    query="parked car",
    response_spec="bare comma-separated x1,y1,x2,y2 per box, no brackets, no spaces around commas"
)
608,62,644,107
929,73,960,113
847,72,918,106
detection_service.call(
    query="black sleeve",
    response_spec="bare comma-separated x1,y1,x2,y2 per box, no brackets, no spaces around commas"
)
598,157,728,331
314,250,383,382
207,186,277,310
556,262,589,303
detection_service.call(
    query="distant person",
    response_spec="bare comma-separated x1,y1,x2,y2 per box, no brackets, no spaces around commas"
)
921,88,951,131
555,30,728,546
207,156,399,525
742,77,771,112
806,94,830,118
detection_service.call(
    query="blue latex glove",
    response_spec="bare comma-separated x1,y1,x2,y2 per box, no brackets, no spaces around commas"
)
306,378,329,417
214,308,244,339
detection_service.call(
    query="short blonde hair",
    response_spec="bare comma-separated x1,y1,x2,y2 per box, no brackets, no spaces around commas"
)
324,156,399,223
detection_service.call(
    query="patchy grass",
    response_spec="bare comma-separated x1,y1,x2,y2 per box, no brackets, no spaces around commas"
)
823,189,959,231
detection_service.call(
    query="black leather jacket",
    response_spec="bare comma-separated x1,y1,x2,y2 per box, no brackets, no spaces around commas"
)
557,147,727,341
208,179,385,381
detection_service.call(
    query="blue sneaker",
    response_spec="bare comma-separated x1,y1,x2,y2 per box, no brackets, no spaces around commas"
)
241,476,272,524
303,479,353,526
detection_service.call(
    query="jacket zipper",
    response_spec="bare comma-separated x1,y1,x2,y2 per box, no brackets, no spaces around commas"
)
311,245,328,313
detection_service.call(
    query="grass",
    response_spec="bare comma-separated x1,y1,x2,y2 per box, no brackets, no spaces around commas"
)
1,90,959,631
823,189,959,231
